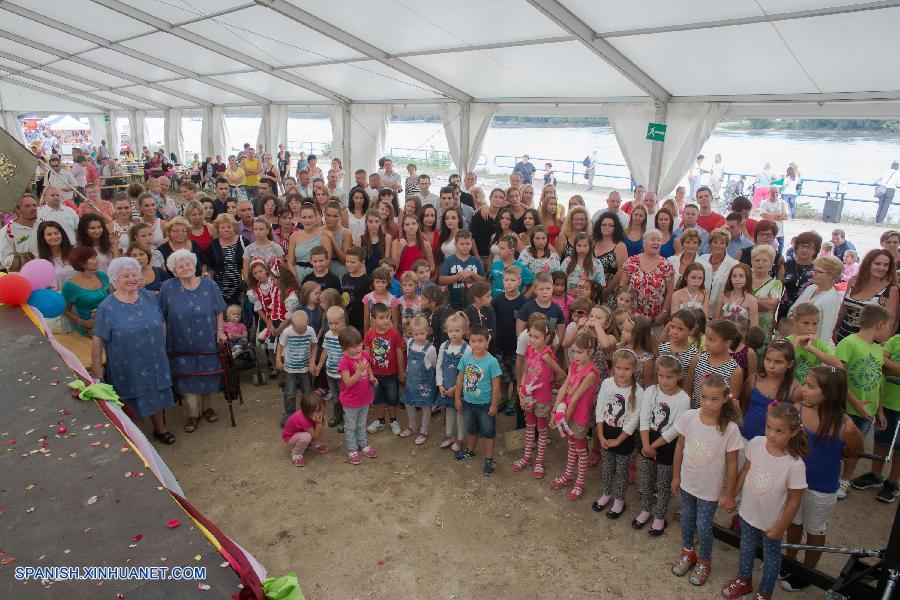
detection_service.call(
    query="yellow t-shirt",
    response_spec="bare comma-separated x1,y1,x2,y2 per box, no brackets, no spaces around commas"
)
225,167,245,186
242,159,260,186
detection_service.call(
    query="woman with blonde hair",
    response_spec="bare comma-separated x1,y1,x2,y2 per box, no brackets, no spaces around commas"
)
696,227,739,310
623,204,648,257
790,255,843,339
183,200,216,258
538,192,563,247
554,206,590,261
522,184,535,209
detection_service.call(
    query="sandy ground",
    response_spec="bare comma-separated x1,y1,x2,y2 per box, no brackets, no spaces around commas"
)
151,376,894,600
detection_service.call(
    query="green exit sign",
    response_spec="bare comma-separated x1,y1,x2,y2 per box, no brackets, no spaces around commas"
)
104,114,110,122
646,122,667,142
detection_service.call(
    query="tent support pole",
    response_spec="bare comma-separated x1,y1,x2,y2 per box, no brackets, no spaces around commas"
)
342,105,351,174
459,102,471,175
648,100,666,194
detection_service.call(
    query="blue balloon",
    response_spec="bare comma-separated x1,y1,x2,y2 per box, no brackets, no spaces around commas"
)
28,288,67,319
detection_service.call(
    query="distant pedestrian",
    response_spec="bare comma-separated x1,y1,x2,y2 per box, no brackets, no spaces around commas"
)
583,150,598,191
514,154,537,186
874,161,898,224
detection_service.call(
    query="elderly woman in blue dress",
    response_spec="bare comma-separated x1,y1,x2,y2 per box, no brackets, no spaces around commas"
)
159,248,227,433
91,257,176,445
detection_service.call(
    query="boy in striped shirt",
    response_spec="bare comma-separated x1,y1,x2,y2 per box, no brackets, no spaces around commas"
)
276,310,317,427
315,305,348,432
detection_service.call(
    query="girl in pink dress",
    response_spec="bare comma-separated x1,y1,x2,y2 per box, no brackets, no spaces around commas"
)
550,333,601,500
511,318,565,478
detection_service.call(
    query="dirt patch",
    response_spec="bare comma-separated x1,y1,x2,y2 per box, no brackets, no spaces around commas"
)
154,382,891,600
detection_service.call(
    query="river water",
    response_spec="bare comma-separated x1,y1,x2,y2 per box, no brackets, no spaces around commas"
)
152,115,899,220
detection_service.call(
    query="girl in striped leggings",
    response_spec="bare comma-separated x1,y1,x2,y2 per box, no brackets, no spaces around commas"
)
633,355,691,536
592,349,643,519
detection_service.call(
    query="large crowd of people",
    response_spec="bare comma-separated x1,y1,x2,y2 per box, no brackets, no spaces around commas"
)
4,143,900,598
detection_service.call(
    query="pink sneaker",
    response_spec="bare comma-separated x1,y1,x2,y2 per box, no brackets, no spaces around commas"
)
360,445,377,458
291,454,305,467
348,451,361,465
311,443,328,454
440,435,454,448
415,432,428,445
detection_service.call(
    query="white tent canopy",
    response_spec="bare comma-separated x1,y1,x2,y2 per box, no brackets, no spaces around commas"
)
0,0,898,191
39,115,88,130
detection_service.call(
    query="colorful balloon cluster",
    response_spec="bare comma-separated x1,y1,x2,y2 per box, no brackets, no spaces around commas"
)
0,260,66,318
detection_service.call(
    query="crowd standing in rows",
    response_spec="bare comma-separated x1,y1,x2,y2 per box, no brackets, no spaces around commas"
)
4,145,900,599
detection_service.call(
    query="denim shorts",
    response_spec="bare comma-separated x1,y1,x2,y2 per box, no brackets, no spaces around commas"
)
850,413,873,437
463,401,496,439
874,407,900,450
373,374,399,406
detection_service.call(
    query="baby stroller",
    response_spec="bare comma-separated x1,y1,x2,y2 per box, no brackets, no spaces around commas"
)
228,294,267,386
720,177,746,212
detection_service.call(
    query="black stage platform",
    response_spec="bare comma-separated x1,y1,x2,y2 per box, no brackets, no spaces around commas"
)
0,309,244,598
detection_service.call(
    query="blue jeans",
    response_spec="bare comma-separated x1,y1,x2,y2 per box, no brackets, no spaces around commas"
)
783,194,797,218
850,413,873,437
680,490,718,561
373,374,399,406
463,401,496,439
739,517,782,596
343,404,369,452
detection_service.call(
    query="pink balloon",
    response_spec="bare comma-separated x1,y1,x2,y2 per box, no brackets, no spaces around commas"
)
19,259,54,290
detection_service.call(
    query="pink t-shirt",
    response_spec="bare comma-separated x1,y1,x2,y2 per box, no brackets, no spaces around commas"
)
522,345,555,404
362,291,400,310
673,408,744,502
738,436,807,531
565,361,600,426
281,410,314,443
223,322,248,340
338,351,374,408
551,294,573,322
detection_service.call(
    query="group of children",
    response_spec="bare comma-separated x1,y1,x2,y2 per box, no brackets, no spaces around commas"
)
234,224,900,598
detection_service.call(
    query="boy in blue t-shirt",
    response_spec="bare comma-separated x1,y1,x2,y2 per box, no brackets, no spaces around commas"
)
454,325,501,476
515,271,565,342
489,234,534,297
439,230,485,310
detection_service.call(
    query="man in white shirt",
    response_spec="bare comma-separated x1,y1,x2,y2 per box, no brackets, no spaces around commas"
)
43,157,78,204
1,194,38,270
592,190,629,229
353,168,368,190
709,154,725,200
643,191,659,221
365,172,383,204
688,154,706,198
326,169,348,209
37,187,79,244
296,169,314,198
380,158,402,193
417,174,439,207
875,161,899,224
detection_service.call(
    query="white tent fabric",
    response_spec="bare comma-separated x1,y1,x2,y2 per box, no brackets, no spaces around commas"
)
328,104,347,180
441,102,498,174
130,111,146,155
108,112,121,158
657,102,729,199
348,104,390,181
605,102,656,189
87,114,106,147
201,107,229,159
1,112,25,145
258,105,288,158
164,109,184,163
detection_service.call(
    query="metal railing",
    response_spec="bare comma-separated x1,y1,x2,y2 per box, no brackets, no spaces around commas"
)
387,146,488,169
721,171,897,209
286,140,330,157
493,154,632,188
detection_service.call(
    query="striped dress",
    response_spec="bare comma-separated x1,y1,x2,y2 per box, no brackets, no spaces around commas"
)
658,341,698,375
323,330,343,379
690,352,738,409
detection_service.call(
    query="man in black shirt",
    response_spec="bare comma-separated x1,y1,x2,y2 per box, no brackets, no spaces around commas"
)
469,187,508,264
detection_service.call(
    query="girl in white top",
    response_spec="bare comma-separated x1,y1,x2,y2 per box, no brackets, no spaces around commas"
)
789,255,842,340
436,312,470,452
670,372,744,587
635,355,691,535
721,403,807,600
593,349,644,518
344,187,369,245
671,262,708,314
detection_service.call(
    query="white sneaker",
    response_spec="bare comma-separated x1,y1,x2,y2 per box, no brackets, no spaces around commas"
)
366,420,385,434
389,420,401,435
451,440,462,452
837,479,851,501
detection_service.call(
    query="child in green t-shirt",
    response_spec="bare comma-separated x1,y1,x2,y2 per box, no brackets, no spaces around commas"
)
850,333,900,501
788,303,843,385
838,305,893,499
